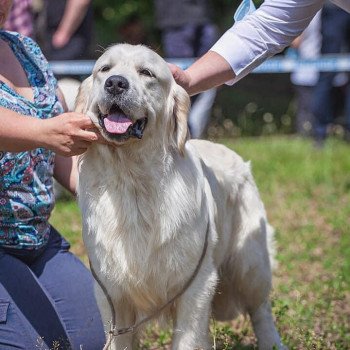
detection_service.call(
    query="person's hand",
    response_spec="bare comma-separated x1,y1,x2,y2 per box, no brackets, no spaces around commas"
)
168,63,192,93
39,112,101,156
169,51,236,96
52,30,70,49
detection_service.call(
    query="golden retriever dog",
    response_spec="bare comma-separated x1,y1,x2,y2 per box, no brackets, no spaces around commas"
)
75,43,284,350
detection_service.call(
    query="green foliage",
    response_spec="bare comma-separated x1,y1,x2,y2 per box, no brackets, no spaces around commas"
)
93,0,154,46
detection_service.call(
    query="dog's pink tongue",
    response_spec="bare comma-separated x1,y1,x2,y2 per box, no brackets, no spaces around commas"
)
103,113,132,134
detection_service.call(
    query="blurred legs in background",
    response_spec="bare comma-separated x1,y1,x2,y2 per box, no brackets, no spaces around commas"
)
159,16,219,138
289,11,321,137
313,5,350,144
294,85,316,136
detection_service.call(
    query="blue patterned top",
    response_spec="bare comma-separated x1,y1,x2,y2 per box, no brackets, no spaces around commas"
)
0,31,63,250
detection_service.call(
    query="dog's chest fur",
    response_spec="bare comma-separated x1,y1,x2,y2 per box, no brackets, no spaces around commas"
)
79,145,208,311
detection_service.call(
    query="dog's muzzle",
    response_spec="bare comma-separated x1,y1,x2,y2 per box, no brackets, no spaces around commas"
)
98,75,148,141
98,104,148,141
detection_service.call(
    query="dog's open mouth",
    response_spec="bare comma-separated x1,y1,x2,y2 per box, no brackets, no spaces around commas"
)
98,105,148,141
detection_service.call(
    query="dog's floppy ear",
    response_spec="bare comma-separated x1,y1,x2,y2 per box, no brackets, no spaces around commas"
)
171,84,191,156
75,75,93,113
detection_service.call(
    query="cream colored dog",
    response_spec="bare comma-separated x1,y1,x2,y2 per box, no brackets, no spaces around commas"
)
76,43,284,350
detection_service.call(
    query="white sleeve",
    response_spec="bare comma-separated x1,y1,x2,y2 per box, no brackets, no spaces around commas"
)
211,0,325,84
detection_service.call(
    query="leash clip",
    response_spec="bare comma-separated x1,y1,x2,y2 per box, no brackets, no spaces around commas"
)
114,326,135,336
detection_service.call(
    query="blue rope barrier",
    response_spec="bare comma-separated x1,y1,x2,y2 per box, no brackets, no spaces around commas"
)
49,54,350,76
253,54,350,73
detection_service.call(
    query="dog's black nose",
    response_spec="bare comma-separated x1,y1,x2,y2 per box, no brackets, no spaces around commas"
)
104,75,129,95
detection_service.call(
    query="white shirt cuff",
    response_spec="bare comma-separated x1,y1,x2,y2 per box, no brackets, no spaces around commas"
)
211,27,270,85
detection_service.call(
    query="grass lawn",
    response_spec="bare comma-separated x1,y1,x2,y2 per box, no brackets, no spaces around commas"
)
50,136,350,350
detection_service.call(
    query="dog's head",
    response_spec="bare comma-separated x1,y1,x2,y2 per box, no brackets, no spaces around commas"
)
75,44,190,155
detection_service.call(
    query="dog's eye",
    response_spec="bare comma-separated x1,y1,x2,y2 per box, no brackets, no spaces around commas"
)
100,65,111,73
139,68,154,78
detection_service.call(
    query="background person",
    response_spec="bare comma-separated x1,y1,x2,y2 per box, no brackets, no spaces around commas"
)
38,0,94,110
289,11,322,137
312,2,350,146
39,0,94,109
0,1,105,348
41,0,93,61
40,0,95,198
154,0,219,138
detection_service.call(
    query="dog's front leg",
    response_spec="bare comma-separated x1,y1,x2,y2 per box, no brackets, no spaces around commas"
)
249,301,286,350
172,265,218,350
95,285,135,350
109,300,136,350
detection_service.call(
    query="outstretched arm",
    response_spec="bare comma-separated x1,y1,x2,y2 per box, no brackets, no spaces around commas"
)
0,86,101,155
172,0,327,95
169,51,235,96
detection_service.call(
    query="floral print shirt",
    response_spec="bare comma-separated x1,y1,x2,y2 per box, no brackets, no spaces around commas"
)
0,31,63,250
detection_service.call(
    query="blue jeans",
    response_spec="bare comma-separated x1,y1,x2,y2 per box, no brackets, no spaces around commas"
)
313,6,350,140
0,228,105,349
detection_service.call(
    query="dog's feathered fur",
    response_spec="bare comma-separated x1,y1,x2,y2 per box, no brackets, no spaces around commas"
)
76,44,283,350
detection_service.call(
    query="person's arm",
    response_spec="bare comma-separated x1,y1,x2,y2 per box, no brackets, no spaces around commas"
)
172,0,325,95
54,154,79,195
52,0,91,49
52,87,78,195
169,51,235,96
0,106,99,156
56,86,69,112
